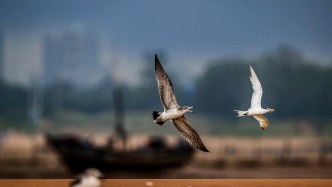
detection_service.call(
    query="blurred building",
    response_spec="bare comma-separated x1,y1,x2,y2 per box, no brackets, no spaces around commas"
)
43,26,106,87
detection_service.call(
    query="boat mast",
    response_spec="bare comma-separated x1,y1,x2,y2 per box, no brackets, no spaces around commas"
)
113,85,127,150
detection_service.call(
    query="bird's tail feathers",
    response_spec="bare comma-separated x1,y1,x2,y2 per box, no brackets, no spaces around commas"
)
153,111,165,125
234,110,248,117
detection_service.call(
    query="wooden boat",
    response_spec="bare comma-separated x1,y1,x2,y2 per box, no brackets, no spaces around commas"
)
45,133,195,173
45,86,195,173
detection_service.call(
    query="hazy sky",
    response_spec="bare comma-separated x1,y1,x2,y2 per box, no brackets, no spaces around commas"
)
0,0,331,86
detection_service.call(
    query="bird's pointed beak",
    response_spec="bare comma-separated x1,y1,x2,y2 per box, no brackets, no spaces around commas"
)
269,108,276,112
188,106,194,113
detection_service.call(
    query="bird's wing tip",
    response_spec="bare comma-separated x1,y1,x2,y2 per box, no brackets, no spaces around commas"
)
202,148,210,152
249,64,255,71
198,144,210,152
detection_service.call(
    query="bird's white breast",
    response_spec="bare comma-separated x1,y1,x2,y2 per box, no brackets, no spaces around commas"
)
247,108,268,116
161,108,184,121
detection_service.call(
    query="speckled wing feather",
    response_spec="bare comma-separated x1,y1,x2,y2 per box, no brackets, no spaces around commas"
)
253,115,269,131
155,55,179,110
171,116,209,152
249,65,263,109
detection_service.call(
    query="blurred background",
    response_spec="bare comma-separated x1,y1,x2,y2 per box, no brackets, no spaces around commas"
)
0,0,331,178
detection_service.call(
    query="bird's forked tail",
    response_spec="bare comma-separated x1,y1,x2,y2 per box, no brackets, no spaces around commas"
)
234,110,248,117
153,111,165,125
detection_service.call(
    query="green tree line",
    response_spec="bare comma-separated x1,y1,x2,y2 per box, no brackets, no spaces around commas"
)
0,46,331,128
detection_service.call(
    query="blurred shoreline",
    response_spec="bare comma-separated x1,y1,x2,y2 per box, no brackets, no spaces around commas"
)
0,132,331,178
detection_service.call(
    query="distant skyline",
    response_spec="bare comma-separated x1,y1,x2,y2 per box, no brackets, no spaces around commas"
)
43,27,108,86
0,0,331,86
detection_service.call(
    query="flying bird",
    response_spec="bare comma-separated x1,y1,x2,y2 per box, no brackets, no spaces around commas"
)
235,65,276,131
69,168,103,187
153,54,209,152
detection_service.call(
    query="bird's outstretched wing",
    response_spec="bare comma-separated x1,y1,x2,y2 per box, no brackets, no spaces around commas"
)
171,116,209,152
253,115,269,131
248,65,263,109
155,54,179,110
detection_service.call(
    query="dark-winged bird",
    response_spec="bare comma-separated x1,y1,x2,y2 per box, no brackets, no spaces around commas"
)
153,54,209,152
